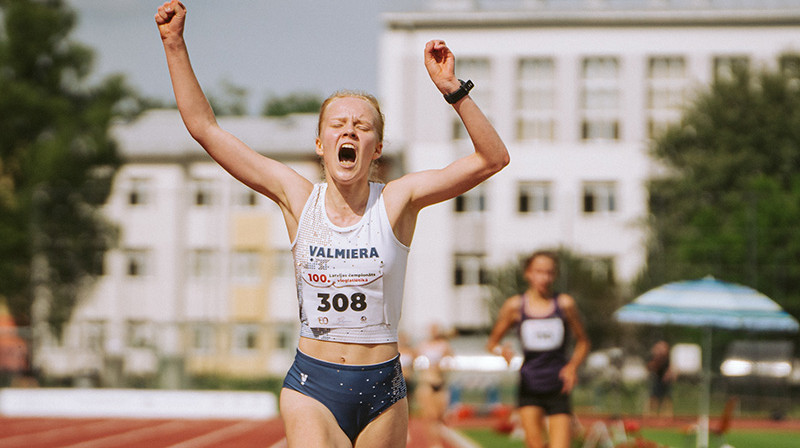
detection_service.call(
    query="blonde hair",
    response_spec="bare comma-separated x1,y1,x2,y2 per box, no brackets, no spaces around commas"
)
317,90,385,142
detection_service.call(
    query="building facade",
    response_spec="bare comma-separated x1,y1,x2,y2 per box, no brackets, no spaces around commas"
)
35,0,800,384
379,0,800,336
36,110,403,385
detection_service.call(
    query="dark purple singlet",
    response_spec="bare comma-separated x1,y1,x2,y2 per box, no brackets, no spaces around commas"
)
517,292,569,394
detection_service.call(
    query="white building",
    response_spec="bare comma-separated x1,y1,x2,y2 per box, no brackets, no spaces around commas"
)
382,0,800,337
36,0,800,384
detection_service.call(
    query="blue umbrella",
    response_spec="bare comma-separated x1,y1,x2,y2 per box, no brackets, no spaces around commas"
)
615,276,799,332
614,276,799,448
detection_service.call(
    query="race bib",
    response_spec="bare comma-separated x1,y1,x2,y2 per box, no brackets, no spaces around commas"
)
520,317,565,352
302,262,386,329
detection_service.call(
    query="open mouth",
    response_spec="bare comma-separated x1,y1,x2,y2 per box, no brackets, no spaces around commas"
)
338,143,357,165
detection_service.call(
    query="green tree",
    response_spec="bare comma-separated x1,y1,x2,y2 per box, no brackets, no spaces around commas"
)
0,0,137,335
486,248,623,348
207,79,248,116
640,54,800,319
262,92,322,117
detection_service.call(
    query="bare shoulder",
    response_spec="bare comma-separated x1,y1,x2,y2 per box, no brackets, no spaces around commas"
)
382,175,418,210
557,293,578,311
500,294,523,316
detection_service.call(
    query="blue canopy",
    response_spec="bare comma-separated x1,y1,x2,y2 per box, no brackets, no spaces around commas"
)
614,276,799,332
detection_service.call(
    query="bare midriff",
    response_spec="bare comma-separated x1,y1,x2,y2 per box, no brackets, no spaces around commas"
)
298,337,399,365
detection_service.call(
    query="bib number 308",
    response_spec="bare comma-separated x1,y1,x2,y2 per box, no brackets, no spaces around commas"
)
317,292,367,312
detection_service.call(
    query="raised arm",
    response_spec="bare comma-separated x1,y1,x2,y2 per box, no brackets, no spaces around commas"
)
383,40,509,244
155,1,310,237
403,40,508,203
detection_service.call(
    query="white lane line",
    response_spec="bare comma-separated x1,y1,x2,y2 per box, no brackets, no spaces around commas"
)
164,420,265,448
57,420,187,448
267,437,288,448
0,419,128,447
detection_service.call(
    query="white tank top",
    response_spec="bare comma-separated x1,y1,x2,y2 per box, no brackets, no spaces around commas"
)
292,183,410,343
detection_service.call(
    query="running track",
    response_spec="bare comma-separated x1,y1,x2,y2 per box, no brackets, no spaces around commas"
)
0,416,477,448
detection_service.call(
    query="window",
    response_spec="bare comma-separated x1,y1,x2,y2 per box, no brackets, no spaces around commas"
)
271,250,294,278
586,257,614,283
190,324,215,354
454,186,486,213
275,323,294,350
234,187,259,207
581,57,621,141
517,58,556,141
192,178,216,207
124,249,150,277
188,249,216,278
518,181,552,213
81,321,105,351
582,182,617,214
453,253,489,286
126,320,153,348
714,56,749,82
232,324,259,353
647,56,688,138
453,58,491,140
127,178,151,206
232,250,262,282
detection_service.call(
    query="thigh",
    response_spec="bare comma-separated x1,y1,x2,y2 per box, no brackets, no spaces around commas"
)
280,388,352,448
519,405,547,447
354,397,409,448
545,413,573,448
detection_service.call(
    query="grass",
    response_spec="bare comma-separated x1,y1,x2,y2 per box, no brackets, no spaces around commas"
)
458,427,800,448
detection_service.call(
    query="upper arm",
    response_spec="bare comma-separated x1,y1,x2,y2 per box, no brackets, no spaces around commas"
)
195,125,313,233
397,153,502,211
559,294,589,345
488,296,520,347
381,156,500,244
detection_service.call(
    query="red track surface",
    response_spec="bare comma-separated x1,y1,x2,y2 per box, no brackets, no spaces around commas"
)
0,416,468,448
3,413,800,447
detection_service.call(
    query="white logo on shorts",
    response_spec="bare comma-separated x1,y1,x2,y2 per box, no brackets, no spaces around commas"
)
300,372,308,385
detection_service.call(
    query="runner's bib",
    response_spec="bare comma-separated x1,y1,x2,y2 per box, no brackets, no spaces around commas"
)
520,317,565,352
301,259,386,329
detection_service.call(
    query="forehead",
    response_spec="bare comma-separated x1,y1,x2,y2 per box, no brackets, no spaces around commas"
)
529,255,556,270
323,97,379,122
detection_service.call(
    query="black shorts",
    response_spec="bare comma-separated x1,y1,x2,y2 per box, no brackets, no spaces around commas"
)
518,389,572,416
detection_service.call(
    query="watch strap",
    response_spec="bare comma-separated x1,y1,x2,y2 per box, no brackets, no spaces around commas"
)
443,79,474,104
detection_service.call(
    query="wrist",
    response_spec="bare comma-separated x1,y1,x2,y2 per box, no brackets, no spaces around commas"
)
443,79,474,104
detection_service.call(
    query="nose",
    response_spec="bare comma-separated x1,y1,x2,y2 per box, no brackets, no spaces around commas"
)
342,123,356,137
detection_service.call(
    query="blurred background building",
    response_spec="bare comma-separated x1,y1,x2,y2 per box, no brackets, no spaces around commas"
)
32,0,800,387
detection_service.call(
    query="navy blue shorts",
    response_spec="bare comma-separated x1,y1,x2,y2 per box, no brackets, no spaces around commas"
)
282,349,407,442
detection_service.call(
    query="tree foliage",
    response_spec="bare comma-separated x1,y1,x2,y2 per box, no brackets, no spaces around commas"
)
0,0,137,334
262,92,322,117
640,55,800,320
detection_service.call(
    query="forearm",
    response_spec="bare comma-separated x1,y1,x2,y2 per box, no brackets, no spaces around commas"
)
452,96,509,176
162,36,217,142
567,339,590,371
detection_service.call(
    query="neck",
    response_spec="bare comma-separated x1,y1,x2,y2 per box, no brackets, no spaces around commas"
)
526,287,552,301
325,180,371,225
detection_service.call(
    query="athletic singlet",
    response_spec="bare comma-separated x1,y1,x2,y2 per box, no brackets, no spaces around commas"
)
292,182,410,343
518,292,569,394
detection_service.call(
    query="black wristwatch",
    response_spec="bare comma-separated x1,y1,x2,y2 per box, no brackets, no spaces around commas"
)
443,79,474,104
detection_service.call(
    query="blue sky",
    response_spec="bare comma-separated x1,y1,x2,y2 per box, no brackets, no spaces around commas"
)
68,1,398,111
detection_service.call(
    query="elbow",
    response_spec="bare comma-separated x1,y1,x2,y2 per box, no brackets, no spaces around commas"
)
488,147,510,174
499,151,510,170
